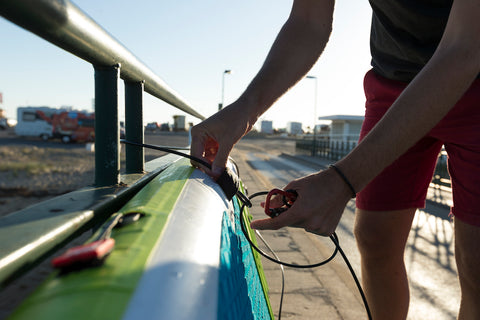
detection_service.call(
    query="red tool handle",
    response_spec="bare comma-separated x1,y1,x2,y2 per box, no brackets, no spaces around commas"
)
51,238,115,269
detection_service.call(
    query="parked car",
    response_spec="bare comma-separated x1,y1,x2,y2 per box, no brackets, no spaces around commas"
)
145,122,159,132
159,123,171,132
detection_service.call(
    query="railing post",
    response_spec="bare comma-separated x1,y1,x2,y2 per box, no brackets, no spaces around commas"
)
94,64,120,186
125,80,145,173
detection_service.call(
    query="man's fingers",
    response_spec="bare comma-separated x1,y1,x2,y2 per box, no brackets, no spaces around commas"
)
190,129,207,166
250,208,299,230
211,143,232,177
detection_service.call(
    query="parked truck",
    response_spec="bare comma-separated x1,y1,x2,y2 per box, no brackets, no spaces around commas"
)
15,107,95,143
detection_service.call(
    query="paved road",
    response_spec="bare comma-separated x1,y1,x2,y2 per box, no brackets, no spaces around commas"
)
0,129,190,151
232,138,459,320
0,128,86,149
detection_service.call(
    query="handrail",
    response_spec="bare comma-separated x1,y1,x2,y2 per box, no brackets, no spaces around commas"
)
0,0,215,294
0,0,205,120
1,0,206,185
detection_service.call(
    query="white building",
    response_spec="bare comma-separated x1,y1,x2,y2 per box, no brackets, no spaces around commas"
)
286,121,302,135
173,115,186,131
317,115,364,143
260,120,273,134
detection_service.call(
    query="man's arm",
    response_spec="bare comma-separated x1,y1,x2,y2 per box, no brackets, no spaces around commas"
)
251,0,480,236
239,0,335,120
190,0,335,176
337,0,480,193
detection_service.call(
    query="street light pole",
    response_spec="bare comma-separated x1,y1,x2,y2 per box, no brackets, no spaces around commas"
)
219,69,232,110
306,75,318,157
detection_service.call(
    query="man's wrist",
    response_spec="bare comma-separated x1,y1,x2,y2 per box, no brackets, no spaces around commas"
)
329,164,356,198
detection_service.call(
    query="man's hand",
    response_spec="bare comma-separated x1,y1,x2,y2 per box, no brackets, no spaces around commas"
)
252,167,353,236
190,102,255,178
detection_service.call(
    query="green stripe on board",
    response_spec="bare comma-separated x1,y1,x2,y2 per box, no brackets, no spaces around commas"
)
236,185,274,319
9,159,193,320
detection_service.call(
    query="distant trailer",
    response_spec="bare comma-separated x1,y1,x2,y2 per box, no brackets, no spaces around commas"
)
15,107,95,143
15,107,57,141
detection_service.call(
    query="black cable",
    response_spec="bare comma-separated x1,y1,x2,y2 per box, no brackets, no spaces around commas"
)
121,139,211,168
255,229,285,320
330,234,372,320
121,140,371,319
121,140,252,207
240,192,339,268
240,192,372,320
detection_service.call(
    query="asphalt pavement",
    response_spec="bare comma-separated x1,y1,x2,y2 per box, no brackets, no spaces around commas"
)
231,139,459,320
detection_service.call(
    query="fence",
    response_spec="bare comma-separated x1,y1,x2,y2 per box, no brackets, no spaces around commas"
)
296,134,358,161
296,135,451,187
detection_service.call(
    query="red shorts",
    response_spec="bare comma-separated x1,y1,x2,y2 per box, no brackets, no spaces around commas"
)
356,70,480,227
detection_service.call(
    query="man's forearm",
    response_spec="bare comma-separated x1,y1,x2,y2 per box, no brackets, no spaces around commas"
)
336,0,480,193
239,1,334,123
337,46,480,193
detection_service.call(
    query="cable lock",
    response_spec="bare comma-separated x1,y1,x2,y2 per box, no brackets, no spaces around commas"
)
264,188,298,218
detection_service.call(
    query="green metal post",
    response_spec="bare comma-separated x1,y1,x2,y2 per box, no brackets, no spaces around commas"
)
94,64,120,186
125,81,145,173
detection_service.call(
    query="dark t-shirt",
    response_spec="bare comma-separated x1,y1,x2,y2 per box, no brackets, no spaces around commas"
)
369,0,453,82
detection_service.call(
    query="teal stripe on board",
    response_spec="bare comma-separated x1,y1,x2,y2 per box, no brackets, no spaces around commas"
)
218,197,272,320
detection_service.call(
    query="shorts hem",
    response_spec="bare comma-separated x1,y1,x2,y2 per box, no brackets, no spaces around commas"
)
450,207,480,227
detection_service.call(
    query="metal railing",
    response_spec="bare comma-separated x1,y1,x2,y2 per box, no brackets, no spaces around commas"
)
0,0,206,286
1,0,205,186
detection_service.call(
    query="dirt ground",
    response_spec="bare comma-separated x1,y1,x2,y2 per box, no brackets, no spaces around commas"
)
0,128,98,318
0,128,284,218
0,129,95,218
0,127,181,217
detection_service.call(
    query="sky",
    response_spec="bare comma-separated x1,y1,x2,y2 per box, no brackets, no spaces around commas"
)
0,1,372,130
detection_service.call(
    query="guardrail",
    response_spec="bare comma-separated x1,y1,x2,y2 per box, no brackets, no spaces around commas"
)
0,0,207,287
1,0,205,186
0,5,274,318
